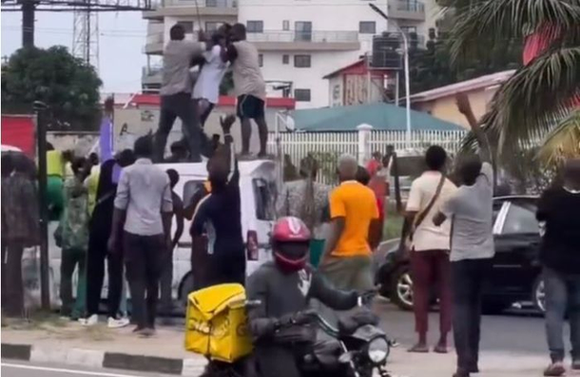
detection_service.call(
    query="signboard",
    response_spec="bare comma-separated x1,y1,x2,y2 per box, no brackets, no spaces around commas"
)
1,114,36,158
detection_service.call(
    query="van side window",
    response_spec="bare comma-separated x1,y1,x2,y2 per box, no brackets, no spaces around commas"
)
253,178,276,221
183,180,206,208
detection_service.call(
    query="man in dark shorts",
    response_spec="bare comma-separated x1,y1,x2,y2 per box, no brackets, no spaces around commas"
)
224,23,269,158
190,115,246,287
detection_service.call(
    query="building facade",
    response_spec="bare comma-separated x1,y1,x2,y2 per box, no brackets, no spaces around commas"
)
142,0,438,109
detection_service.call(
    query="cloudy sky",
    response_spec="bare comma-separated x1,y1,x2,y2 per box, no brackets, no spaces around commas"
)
1,10,147,94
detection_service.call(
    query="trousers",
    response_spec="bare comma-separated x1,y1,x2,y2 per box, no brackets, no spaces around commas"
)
86,232,124,318
410,249,452,335
124,232,165,329
2,243,24,317
159,246,174,314
60,247,87,318
451,258,491,371
543,266,580,362
155,93,202,162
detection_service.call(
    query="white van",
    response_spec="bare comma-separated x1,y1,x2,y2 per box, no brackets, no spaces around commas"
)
48,159,278,309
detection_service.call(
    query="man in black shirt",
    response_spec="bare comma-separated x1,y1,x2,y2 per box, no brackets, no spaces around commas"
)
191,115,245,287
537,159,580,377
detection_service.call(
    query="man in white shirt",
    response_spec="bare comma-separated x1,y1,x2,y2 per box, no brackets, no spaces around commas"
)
406,145,457,354
154,24,205,163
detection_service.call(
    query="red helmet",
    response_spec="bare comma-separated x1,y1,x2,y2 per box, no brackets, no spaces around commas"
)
272,217,311,273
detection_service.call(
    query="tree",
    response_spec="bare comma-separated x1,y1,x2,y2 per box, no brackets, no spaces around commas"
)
1,46,103,131
451,0,580,167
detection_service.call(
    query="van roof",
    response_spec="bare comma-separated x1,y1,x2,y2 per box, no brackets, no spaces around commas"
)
157,159,276,178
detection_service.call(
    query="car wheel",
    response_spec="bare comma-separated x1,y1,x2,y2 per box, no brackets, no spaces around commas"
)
389,266,414,311
532,275,546,314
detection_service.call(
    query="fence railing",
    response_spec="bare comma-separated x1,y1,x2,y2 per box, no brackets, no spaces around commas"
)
267,128,467,185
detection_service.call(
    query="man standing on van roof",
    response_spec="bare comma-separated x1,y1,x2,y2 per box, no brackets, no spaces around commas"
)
191,115,246,287
154,23,205,163
319,154,381,291
224,23,269,159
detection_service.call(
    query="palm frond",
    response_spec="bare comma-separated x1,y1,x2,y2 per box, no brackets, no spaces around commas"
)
538,109,580,166
448,0,580,64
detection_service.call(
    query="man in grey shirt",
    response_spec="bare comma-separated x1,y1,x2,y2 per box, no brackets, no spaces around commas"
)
154,24,206,163
110,135,173,336
434,94,494,377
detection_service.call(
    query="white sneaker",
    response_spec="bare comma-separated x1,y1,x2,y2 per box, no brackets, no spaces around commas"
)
108,316,130,329
81,314,98,327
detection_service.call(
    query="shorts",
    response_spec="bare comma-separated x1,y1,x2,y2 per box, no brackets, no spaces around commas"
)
237,95,265,120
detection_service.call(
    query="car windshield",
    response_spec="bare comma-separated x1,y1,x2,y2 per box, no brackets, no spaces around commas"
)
501,202,539,235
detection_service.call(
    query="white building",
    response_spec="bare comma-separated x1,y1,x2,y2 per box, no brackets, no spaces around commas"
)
142,0,439,109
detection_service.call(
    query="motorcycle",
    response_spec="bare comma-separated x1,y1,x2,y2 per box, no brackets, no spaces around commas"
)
202,301,395,377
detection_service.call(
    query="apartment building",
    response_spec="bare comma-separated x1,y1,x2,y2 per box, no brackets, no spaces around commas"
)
142,0,437,109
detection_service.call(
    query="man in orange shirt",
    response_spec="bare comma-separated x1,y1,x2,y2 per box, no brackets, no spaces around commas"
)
320,154,381,291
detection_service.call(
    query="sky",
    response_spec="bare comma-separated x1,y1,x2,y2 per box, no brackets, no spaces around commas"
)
1,10,147,94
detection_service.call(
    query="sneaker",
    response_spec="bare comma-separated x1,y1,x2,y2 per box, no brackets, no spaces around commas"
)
108,316,130,329
544,361,565,376
81,314,98,327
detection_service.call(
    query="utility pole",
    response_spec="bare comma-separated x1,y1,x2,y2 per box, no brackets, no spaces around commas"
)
33,101,50,310
21,0,35,47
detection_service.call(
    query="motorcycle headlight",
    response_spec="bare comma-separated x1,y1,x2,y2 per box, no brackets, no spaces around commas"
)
367,337,389,364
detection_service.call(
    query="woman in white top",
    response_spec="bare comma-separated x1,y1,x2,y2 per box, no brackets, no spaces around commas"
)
193,32,229,127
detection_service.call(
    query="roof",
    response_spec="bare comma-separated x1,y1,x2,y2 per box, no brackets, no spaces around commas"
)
290,102,463,132
323,59,390,79
125,94,296,109
323,59,365,79
410,70,516,103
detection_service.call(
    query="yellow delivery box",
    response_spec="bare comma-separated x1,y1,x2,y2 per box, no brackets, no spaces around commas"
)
185,283,253,363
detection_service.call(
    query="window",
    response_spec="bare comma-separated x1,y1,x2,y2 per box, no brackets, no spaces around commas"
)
502,203,540,235
282,54,289,64
246,20,264,33
359,21,376,34
282,20,290,31
258,54,263,67
253,179,276,221
294,54,311,68
205,22,221,33
294,88,311,102
176,21,193,34
400,26,417,34
295,21,312,41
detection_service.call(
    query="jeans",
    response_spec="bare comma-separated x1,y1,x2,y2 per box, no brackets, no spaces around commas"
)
544,266,580,362
155,93,202,162
451,258,491,371
60,248,87,318
410,249,452,336
124,232,166,329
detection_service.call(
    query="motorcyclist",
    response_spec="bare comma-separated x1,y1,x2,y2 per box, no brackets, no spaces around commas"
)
246,216,367,377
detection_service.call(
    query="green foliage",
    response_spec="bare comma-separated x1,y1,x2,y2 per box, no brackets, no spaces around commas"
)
1,46,102,131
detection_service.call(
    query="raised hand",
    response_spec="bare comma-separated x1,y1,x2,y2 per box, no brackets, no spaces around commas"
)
455,92,472,116
220,114,236,134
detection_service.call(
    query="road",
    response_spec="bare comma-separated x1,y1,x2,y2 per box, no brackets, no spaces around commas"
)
1,362,174,377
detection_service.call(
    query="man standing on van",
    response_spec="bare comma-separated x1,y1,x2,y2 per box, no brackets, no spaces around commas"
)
405,145,457,354
154,24,205,163
191,115,246,287
320,154,381,291
224,23,269,159
110,135,173,336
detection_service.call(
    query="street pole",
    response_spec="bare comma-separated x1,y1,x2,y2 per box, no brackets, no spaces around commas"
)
22,0,35,48
395,71,400,106
368,3,412,149
33,101,50,310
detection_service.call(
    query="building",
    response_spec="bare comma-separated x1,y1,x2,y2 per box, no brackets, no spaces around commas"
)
142,0,441,109
410,70,515,129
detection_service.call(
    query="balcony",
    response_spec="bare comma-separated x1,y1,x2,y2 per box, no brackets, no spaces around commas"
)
247,31,360,51
389,0,425,21
142,65,163,88
143,0,237,20
143,32,164,54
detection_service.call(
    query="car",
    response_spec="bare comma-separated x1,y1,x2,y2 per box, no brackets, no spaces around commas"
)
375,195,544,314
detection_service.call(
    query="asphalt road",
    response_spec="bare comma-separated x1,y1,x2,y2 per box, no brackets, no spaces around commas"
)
374,299,550,356
1,362,174,377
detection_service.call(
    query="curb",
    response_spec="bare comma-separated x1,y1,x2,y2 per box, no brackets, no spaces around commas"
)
1,343,208,376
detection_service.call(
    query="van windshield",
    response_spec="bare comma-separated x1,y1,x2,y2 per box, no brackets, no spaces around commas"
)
253,178,276,221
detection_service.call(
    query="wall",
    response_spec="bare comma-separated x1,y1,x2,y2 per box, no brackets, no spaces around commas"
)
413,87,497,129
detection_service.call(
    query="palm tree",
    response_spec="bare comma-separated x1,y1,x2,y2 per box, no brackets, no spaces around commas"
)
450,0,580,166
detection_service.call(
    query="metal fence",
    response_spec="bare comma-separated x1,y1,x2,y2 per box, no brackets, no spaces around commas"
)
267,129,467,185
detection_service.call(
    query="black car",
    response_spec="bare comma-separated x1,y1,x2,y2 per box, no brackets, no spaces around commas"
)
375,196,545,314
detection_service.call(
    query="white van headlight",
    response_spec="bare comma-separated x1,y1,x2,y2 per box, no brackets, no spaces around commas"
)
367,337,389,364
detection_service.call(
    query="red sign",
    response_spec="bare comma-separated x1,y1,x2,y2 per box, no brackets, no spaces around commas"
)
1,115,36,158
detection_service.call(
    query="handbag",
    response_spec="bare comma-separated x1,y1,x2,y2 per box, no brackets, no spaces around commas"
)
403,174,446,251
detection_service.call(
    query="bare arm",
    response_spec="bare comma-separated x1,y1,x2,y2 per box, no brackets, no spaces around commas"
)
322,217,345,262
222,43,238,63
433,211,447,227
172,196,184,249
368,219,382,250
456,93,491,163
